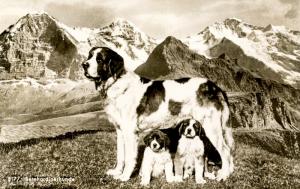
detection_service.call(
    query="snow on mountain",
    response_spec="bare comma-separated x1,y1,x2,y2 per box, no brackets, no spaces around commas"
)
57,17,157,71
185,18,300,86
0,13,83,80
88,18,157,71
0,13,157,81
1,13,299,87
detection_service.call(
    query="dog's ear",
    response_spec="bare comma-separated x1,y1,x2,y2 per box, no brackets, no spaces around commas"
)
198,123,206,139
104,48,125,79
143,133,152,146
177,119,188,135
163,133,171,148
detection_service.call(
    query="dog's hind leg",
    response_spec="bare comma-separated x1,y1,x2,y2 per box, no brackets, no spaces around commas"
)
201,111,231,181
216,141,232,181
116,129,139,181
107,129,125,177
204,157,216,180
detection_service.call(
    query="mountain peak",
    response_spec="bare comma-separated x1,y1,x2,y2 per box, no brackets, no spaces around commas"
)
21,11,56,23
110,18,133,26
135,36,205,79
163,36,184,45
224,18,242,25
4,11,57,35
107,18,138,31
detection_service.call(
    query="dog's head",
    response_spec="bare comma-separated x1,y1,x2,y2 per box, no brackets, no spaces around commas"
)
177,118,204,138
144,130,170,152
82,47,125,92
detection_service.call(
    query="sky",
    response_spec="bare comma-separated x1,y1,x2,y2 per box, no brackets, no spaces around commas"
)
0,0,299,39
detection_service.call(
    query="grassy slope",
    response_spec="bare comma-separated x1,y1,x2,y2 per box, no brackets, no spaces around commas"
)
1,131,299,189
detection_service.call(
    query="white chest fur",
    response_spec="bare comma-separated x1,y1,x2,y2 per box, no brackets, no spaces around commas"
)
105,72,150,128
177,136,204,158
142,147,172,177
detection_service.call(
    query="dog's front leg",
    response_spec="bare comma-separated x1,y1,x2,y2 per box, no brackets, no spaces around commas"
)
116,129,138,181
106,129,125,177
195,156,206,184
140,148,153,186
165,160,174,183
173,155,184,182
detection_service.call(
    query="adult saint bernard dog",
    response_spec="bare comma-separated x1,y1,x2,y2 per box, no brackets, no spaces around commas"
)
82,46,234,182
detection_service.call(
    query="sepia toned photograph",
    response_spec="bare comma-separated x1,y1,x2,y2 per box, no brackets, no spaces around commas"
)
0,0,299,188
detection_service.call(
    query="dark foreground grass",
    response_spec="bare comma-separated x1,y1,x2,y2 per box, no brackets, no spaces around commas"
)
0,131,300,189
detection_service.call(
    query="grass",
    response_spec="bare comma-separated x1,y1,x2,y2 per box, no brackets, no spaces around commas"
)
1,131,300,189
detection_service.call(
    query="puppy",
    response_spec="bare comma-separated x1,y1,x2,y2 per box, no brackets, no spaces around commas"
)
139,130,174,186
174,119,222,183
174,119,206,184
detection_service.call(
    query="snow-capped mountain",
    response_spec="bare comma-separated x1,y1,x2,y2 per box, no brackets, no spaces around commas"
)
58,18,157,71
1,14,300,88
0,13,85,80
0,13,157,80
185,18,300,88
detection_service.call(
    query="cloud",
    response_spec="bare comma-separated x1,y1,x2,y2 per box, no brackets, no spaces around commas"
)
0,0,299,38
44,2,114,28
279,0,299,19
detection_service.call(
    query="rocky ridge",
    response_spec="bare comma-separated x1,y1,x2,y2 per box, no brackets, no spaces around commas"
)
0,13,157,80
185,18,300,88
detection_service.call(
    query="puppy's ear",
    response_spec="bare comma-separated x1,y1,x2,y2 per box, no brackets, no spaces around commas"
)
177,119,188,135
163,133,171,148
198,124,206,139
143,133,152,146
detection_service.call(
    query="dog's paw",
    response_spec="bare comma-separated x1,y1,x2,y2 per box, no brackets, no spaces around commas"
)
166,177,174,183
216,170,229,181
183,173,190,180
116,174,130,182
196,178,207,184
204,172,216,180
106,168,123,177
140,180,150,186
173,175,183,182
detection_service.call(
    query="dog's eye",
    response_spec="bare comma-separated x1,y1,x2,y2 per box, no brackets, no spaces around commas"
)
193,123,200,128
96,53,103,63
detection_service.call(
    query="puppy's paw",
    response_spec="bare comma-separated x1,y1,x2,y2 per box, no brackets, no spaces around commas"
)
196,178,207,184
216,170,229,181
183,173,190,180
166,177,174,183
116,174,130,182
106,168,122,177
140,180,150,186
173,175,183,182
204,172,216,180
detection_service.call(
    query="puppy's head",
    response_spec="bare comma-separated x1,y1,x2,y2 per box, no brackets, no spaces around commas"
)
178,119,203,138
82,47,125,92
144,130,170,152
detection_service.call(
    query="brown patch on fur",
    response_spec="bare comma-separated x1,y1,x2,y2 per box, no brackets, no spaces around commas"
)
136,81,165,116
168,100,182,115
196,80,227,110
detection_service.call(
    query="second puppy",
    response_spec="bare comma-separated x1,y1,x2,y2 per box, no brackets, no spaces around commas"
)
174,118,206,184
139,130,174,186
